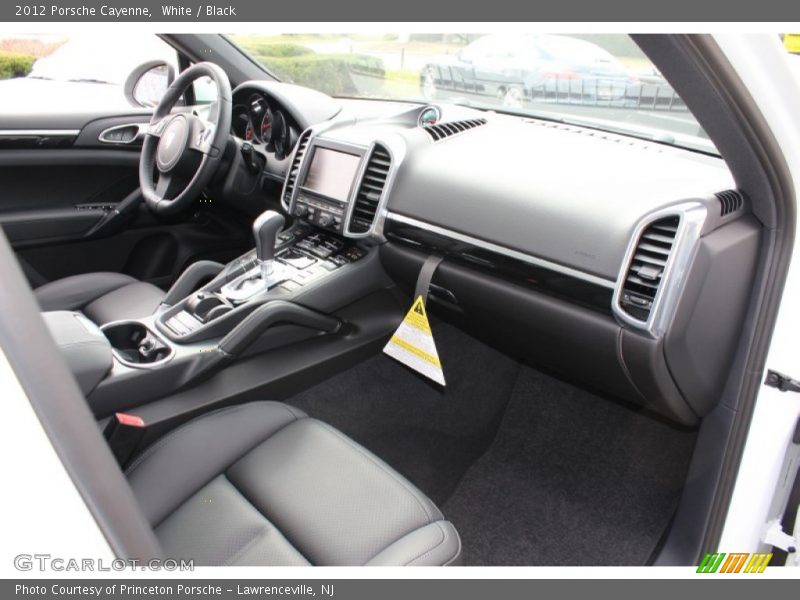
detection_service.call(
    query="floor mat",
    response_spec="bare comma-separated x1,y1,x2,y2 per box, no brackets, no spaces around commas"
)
287,322,520,505
442,366,697,565
287,323,697,565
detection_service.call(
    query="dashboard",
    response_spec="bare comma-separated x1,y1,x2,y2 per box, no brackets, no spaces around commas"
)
225,84,760,427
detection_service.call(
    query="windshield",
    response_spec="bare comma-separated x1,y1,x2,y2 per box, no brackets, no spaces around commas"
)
230,33,716,153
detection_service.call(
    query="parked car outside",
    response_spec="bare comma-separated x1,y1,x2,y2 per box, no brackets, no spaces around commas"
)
420,33,644,108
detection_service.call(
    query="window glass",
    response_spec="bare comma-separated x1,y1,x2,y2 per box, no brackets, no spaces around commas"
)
0,33,178,111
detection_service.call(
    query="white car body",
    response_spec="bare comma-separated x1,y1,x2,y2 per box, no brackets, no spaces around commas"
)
716,35,800,564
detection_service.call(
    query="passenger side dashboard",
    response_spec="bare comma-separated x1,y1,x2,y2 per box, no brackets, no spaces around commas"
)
279,101,760,425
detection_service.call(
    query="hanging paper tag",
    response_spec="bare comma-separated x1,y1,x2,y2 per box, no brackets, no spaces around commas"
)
384,294,445,386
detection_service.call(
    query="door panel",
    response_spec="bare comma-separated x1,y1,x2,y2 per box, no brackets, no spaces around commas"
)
0,113,252,290
16,205,251,289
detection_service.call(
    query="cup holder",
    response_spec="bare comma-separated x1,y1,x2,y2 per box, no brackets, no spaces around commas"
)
101,321,173,368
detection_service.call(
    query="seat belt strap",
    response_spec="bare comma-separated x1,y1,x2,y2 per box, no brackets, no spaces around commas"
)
414,254,444,306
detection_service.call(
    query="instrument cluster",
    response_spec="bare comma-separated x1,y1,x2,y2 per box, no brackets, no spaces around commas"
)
232,92,294,160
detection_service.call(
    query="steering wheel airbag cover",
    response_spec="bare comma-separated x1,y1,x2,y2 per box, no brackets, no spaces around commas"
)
156,115,191,172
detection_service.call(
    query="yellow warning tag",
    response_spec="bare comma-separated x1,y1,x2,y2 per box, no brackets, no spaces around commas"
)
383,295,445,386
785,33,800,53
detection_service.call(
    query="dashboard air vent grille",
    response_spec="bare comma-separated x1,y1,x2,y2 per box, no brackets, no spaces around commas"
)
349,144,391,234
283,129,312,206
716,189,744,216
620,215,680,320
423,118,487,142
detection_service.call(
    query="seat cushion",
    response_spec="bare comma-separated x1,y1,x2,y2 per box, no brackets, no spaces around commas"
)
125,402,461,566
34,272,165,324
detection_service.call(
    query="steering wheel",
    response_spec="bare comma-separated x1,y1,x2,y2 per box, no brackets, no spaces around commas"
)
139,62,232,216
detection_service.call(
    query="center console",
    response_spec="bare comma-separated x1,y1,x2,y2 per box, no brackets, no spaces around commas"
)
48,127,396,419
56,206,388,419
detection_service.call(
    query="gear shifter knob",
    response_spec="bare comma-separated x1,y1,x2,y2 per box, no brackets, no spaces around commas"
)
252,210,285,284
253,210,285,263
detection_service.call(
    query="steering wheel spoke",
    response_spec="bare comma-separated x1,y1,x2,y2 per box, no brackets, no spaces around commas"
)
147,116,171,138
155,173,184,200
188,117,217,156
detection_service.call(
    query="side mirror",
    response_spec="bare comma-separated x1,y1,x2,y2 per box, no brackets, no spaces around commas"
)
124,60,175,108
457,51,472,64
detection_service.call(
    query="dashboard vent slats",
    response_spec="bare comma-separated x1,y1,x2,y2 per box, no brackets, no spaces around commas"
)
716,189,744,216
283,129,312,206
620,215,680,320
349,144,391,234
423,118,487,142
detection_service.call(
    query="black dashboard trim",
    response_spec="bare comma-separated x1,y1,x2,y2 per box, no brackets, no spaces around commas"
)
386,211,617,290
384,216,614,315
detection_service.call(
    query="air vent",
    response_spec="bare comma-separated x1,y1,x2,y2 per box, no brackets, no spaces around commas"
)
716,189,744,216
423,118,487,142
620,215,680,320
349,144,391,234
282,129,312,206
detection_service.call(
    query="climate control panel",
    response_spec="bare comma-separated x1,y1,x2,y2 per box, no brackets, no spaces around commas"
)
294,192,346,233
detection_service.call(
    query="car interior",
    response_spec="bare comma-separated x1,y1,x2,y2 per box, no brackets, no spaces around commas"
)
0,33,792,567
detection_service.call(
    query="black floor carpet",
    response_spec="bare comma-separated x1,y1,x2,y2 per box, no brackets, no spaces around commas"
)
288,322,521,504
287,322,697,565
443,367,697,565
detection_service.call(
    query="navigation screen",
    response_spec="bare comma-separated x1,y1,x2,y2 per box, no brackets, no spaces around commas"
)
303,148,362,202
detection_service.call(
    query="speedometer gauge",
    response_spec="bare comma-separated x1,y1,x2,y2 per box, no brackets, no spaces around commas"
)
259,108,273,144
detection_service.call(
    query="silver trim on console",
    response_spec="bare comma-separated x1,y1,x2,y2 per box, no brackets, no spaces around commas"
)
385,212,617,289
611,202,708,338
281,126,313,213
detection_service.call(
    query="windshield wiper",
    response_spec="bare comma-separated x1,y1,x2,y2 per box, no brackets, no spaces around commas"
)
66,78,114,85
448,97,569,125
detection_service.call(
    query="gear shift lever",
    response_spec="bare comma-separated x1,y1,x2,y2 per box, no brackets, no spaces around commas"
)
253,210,285,285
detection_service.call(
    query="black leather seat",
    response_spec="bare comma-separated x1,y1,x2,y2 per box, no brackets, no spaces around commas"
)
125,401,462,566
34,272,166,325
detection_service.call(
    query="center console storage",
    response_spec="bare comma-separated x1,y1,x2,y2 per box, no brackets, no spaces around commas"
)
101,321,173,367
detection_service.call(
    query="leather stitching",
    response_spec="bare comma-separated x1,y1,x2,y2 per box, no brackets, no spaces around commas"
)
220,474,312,567
404,522,447,566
